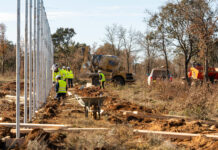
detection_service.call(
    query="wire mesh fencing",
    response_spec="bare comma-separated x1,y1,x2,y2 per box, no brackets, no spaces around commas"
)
16,0,54,138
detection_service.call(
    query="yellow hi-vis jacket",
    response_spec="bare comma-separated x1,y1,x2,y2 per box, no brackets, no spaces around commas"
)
99,73,105,82
60,69,67,80
58,80,67,94
53,71,60,82
67,70,74,79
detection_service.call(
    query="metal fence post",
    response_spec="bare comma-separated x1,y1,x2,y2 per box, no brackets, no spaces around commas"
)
33,0,36,117
24,0,29,124
16,0,21,139
36,0,40,110
29,0,33,122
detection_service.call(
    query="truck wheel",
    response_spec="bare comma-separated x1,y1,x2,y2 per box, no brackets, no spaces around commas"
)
113,76,125,86
92,76,99,86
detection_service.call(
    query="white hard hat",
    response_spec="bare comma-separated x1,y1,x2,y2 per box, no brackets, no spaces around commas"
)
98,70,101,73
62,66,66,69
56,75,61,79
67,67,70,69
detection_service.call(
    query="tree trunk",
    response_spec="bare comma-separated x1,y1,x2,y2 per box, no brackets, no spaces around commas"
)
112,44,116,56
162,35,169,78
126,50,130,73
1,41,4,75
164,53,169,78
204,48,209,82
147,59,150,75
2,58,4,75
185,60,190,83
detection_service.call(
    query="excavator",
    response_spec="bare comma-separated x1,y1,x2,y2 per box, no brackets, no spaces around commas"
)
80,46,135,85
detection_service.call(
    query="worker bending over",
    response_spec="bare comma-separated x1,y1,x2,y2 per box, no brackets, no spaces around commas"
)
98,70,105,89
55,75,67,101
66,67,74,88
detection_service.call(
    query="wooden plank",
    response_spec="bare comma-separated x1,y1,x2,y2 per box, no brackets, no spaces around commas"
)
121,111,218,127
5,95,25,99
0,123,70,128
133,129,218,139
11,128,110,134
65,128,109,131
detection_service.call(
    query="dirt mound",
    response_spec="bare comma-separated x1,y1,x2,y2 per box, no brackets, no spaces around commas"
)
134,118,218,134
176,135,218,150
75,86,104,97
103,96,155,114
1,81,26,94
1,117,13,123
0,126,13,139
191,135,218,149
41,101,59,119
0,100,17,122
107,115,123,124
108,102,154,113
22,128,66,149
0,100,16,112
0,92,6,98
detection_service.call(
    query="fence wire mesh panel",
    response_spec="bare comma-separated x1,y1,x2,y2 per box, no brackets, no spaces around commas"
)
16,0,54,138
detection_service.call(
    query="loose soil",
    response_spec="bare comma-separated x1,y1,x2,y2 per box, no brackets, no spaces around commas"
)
74,86,104,97
0,81,26,95
0,83,217,149
21,128,67,149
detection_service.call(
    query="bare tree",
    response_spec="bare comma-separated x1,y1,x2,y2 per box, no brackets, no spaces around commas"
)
105,24,117,55
159,1,199,82
148,14,171,78
104,24,125,56
120,27,137,73
0,23,6,75
136,31,157,74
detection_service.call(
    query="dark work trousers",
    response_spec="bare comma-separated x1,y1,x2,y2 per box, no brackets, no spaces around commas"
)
68,78,73,88
100,81,105,89
56,93,66,101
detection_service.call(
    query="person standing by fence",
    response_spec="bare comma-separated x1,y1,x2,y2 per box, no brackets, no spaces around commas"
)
66,67,74,88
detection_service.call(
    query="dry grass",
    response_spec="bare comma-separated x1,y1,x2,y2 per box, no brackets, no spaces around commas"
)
184,83,218,120
107,79,218,121
0,73,15,82
25,126,180,150
64,126,179,150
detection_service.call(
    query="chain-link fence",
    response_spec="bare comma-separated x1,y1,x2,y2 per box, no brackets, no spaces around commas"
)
16,0,53,138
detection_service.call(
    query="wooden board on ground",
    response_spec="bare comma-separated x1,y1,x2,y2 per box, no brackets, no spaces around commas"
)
11,128,110,134
0,123,70,128
134,129,218,139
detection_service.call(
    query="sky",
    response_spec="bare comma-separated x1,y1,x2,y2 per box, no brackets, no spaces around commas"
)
0,0,168,46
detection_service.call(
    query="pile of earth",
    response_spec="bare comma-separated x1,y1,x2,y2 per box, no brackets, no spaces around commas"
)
34,100,59,123
74,86,104,97
21,128,67,149
176,135,218,150
102,94,218,134
1,81,26,95
107,112,218,134
0,91,6,98
0,126,14,148
103,95,156,114
0,126,13,138
0,100,20,123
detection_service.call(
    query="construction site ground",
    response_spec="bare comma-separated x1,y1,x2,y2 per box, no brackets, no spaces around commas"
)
0,79,217,149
